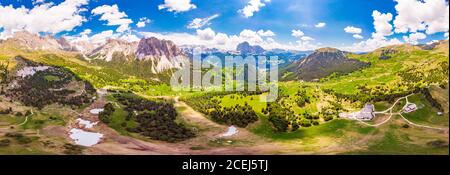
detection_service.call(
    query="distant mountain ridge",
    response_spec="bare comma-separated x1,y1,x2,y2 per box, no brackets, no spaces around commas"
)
236,42,265,55
293,47,370,81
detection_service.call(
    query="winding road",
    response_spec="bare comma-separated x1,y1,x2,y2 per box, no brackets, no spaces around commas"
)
355,94,447,131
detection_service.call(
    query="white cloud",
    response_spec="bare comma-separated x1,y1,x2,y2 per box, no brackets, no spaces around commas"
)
372,10,393,39
158,0,196,13
290,29,317,48
141,28,318,51
187,14,220,29
353,34,364,39
119,33,141,42
315,22,326,28
196,28,216,40
301,36,314,41
136,17,151,28
341,10,403,52
89,30,114,44
257,29,275,37
344,26,364,39
426,40,439,45
92,4,133,33
344,26,362,34
240,29,264,43
0,0,88,39
214,33,229,45
32,0,46,5
403,32,427,44
67,29,140,46
136,22,145,28
393,0,449,35
239,0,271,18
340,37,403,53
80,29,92,35
291,29,304,38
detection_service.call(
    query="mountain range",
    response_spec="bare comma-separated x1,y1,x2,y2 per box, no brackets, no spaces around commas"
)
2,31,448,83
1,31,190,75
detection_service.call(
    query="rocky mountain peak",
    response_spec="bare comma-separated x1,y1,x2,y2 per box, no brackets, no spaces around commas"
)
136,37,186,59
315,47,341,53
87,38,138,61
6,31,62,51
135,37,189,73
236,42,265,55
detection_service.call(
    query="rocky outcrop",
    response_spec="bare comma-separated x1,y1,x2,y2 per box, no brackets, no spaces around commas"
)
5,31,63,51
87,39,138,61
135,37,189,73
236,42,265,55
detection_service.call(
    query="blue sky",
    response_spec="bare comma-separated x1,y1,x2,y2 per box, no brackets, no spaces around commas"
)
0,0,449,52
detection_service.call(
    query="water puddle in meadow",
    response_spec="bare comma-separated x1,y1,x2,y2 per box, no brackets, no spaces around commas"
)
17,66,49,78
221,126,239,137
76,118,98,129
69,128,103,147
89,108,104,115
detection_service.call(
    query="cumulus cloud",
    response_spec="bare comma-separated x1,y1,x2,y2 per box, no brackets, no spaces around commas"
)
403,32,427,44
158,0,196,13
137,17,151,28
315,22,326,28
372,10,394,39
187,14,220,29
352,34,364,39
80,29,92,36
119,33,141,42
341,37,402,53
141,28,318,51
67,29,140,46
214,33,229,45
341,10,404,52
0,0,88,39
240,29,264,43
32,0,46,5
344,26,362,34
291,29,305,38
257,29,275,37
196,28,216,40
239,0,271,18
344,26,364,39
92,4,133,33
300,36,314,41
393,0,449,35
88,30,115,44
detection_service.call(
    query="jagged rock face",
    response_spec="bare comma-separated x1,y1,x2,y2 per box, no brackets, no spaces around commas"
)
87,39,138,61
236,42,265,55
5,31,63,51
295,47,370,81
56,37,78,52
70,40,97,54
136,37,189,73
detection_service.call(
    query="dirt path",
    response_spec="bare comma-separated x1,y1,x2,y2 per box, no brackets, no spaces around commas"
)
356,94,447,131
